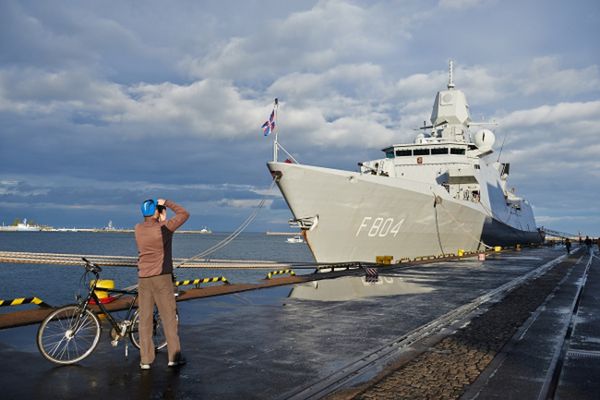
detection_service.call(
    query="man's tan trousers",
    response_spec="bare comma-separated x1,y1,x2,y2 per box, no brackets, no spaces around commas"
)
138,274,181,364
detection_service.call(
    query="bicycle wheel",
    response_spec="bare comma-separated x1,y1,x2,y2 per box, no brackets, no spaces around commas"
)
130,308,168,350
37,305,101,365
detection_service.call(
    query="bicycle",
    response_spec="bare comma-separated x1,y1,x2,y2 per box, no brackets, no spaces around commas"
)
37,257,169,365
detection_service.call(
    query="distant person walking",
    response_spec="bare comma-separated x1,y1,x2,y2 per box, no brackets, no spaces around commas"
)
585,235,593,255
565,238,572,255
135,198,189,370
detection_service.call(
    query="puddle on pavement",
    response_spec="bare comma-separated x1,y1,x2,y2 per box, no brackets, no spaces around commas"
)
288,275,434,302
500,256,543,261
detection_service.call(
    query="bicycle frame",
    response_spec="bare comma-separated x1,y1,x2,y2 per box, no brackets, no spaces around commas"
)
81,271,139,335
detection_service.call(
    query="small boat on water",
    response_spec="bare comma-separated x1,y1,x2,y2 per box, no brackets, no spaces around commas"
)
286,235,304,244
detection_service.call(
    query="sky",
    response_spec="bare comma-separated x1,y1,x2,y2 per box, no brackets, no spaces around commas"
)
0,0,599,236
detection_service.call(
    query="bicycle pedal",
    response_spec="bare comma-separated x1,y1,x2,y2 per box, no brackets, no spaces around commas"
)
111,339,119,347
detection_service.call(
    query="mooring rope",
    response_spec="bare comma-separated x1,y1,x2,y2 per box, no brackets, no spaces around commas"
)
433,197,446,255
175,177,279,268
437,197,492,250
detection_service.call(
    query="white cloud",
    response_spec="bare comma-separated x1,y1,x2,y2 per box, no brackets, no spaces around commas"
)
116,79,265,138
396,72,446,100
0,180,48,196
219,199,274,209
439,0,487,9
0,67,129,116
501,100,600,128
268,63,384,100
520,57,600,96
182,0,406,81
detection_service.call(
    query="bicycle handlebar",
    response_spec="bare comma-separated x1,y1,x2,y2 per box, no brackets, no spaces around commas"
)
82,257,102,274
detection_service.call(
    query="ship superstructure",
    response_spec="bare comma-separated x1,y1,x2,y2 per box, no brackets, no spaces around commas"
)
268,62,543,263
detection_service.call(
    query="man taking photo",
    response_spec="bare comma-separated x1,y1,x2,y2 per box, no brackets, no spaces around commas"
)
135,198,189,370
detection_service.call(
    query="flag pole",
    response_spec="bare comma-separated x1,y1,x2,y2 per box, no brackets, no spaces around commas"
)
273,98,279,162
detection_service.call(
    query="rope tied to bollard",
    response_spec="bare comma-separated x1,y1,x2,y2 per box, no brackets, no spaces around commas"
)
175,177,279,268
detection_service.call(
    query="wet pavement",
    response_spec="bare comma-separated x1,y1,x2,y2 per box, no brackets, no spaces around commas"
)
0,246,591,399
461,251,600,400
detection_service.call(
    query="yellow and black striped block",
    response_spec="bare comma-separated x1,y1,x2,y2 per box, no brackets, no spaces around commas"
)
266,269,296,279
0,296,51,308
175,277,229,288
375,255,393,265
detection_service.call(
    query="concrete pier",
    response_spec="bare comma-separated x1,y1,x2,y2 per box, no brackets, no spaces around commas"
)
0,246,598,399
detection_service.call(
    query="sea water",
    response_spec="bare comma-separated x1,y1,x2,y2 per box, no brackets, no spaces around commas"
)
0,231,313,310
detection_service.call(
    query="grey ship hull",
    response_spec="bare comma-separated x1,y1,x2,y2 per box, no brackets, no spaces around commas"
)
482,217,543,247
268,161,542,264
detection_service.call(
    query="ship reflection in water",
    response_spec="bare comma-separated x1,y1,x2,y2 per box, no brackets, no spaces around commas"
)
288,275,434,302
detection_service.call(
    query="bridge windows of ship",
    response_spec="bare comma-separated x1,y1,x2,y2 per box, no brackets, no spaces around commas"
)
395,149,412,157
431,147,449,155
392,147,465,157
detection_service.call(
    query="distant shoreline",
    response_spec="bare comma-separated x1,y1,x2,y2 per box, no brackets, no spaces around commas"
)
0,228,213,234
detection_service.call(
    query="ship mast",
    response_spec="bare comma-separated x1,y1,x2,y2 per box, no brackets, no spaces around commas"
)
270,98,300,164
273,128,278,162
448,59,455,89
273,98,279,162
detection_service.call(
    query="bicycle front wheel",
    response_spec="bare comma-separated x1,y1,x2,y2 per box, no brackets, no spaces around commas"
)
37,305,101,365
130,308,168,350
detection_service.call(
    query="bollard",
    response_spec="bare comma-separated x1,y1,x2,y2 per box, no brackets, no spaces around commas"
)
375,255,393,265
90,280,115,304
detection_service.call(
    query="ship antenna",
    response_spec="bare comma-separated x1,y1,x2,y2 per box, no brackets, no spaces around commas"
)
497,130,508,162
448,59,455,89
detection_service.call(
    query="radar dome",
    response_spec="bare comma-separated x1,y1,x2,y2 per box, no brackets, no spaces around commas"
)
472,129,495,150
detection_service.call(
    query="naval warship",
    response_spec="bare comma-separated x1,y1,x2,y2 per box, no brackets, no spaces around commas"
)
268,62,543,263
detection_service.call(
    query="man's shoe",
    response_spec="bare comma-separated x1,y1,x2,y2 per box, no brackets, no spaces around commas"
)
167,356,187,367
140,363,151,370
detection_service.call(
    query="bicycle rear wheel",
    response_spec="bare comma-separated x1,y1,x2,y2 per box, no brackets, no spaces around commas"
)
37,305,101,365
130,308,168,350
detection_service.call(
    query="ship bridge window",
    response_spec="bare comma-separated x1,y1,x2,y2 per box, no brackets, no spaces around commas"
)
413,148,430,156
395,149,412,157
450,148,466,155
385,150,394,158
431,148,448,155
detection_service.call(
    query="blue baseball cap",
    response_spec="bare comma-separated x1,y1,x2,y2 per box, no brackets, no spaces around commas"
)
141,199,157,217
